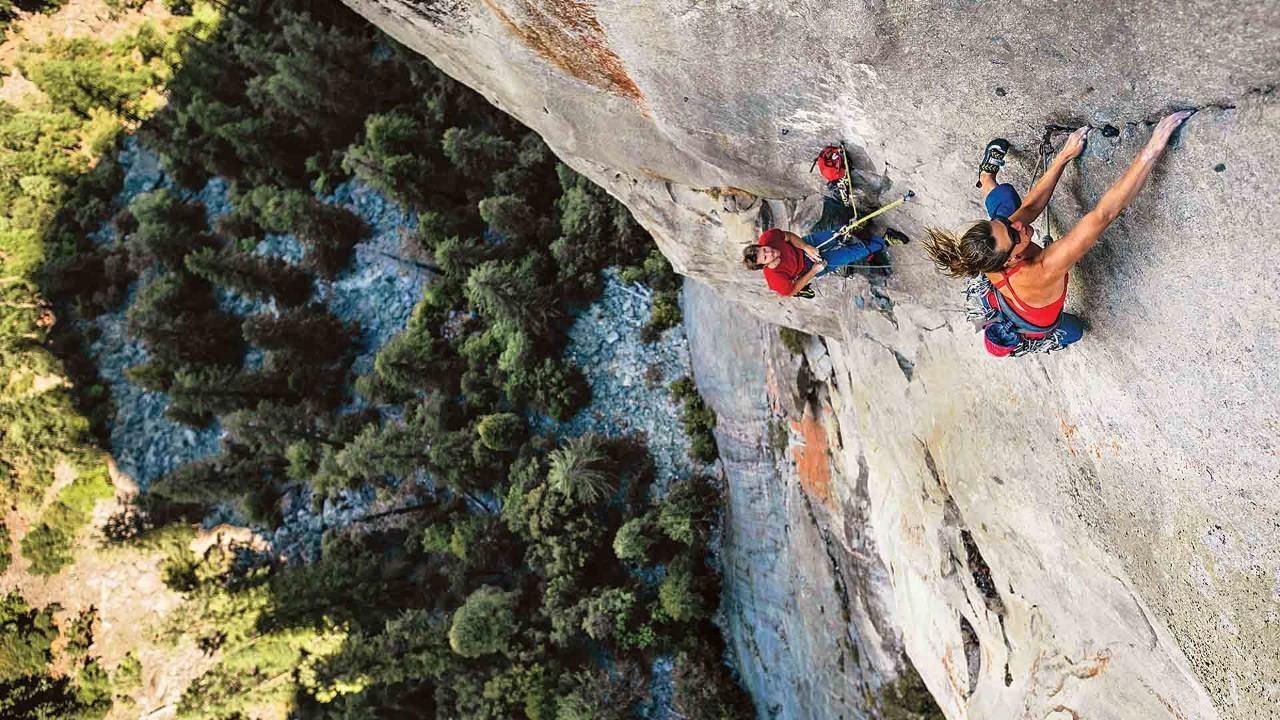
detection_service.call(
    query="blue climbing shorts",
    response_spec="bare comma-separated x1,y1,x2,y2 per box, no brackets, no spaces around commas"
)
984,183,1022,219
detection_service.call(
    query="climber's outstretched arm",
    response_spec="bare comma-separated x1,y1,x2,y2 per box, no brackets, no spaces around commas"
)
1040,111,1193,276
1009,126,1089,226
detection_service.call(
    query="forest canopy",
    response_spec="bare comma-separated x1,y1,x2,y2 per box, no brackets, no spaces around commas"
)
0,0,748,717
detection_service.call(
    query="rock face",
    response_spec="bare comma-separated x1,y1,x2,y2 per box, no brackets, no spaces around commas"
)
339,2,1280,718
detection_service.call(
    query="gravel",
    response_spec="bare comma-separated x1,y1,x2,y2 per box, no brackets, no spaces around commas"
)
86,140,701,565
547,269,698,490
86,140,427,487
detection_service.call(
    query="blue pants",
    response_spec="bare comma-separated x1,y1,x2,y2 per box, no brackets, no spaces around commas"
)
803,230,887,277
1056,313,1084,347
984,183,1022,219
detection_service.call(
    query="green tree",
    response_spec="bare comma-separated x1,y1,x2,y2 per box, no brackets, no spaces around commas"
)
223,403,337,458
657,476,718,546
0,593,56,682
547,434,613,504
125,189,214,272
440,126,515,182
448,586,516,658
125,275,243,368
478,194,539,243
185,247,313,307
658,558,706,623
344,110,454,208
475,413,525,452
465,258,558,336
150,446,273,506
612,515,656,562
241,305,354,362
239,186,366,279
166,366,297,425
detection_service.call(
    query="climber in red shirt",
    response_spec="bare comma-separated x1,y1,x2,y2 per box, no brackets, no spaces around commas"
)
743,226,908,297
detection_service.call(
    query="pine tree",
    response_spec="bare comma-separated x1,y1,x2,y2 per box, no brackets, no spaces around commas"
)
222,402,338,457
465,258,558,336
126,275,243,368
150,446,273,505
344,111,454,208
440,126,515,182
478,195,538,243
368,322,454,397
185,247,313,307
241,305,354,362
125,189,214,272
166,366,297,425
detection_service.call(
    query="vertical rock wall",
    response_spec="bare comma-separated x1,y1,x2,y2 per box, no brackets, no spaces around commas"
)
339,1,1280,718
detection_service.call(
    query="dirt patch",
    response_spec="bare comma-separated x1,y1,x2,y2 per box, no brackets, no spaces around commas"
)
790,405,833,506
481,0,643,103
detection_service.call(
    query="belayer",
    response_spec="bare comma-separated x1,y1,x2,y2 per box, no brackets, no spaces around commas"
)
743,226,909,298
922,110,1193,356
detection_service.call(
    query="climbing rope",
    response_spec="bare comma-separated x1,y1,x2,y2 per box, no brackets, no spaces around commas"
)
1036,126,1073,245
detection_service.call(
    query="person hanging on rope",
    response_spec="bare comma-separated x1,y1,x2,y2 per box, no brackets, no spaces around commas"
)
742,225,909,298
921,110,1192,356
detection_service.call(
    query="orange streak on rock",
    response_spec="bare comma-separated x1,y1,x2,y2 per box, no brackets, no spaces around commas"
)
790,407,832,507
481,0,643,103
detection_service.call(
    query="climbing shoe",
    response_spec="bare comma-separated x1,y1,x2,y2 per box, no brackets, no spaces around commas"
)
976,138,1011,187
884,228,910,246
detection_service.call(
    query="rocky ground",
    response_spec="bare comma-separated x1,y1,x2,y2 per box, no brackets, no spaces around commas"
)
87,140,430,487
548,268,699,488
88,140,699,564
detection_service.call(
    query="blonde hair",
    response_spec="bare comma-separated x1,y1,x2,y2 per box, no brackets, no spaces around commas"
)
921,221,1009,277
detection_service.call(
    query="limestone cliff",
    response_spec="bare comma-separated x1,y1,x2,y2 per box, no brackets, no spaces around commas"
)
339,1,1280,718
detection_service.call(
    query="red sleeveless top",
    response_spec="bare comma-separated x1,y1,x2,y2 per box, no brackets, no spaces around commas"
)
991,263,1068,327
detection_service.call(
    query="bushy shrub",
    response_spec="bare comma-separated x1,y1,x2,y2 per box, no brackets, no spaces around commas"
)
670,376,718,463
671,647,755,720
611,515,655,562
475,413,525,452
658,558,706,623
448,586,517,658
657,476,718,547
641,290,681,343
0,592,57,682
778,326,809,356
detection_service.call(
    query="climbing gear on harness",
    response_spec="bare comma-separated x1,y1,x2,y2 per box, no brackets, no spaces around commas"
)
963,275,1065,357
976,138,1011,187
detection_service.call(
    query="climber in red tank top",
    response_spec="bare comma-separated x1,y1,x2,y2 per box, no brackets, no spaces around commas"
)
921,110,1194,353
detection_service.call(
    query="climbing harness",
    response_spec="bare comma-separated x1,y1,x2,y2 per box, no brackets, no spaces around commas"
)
963,275,1065,357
